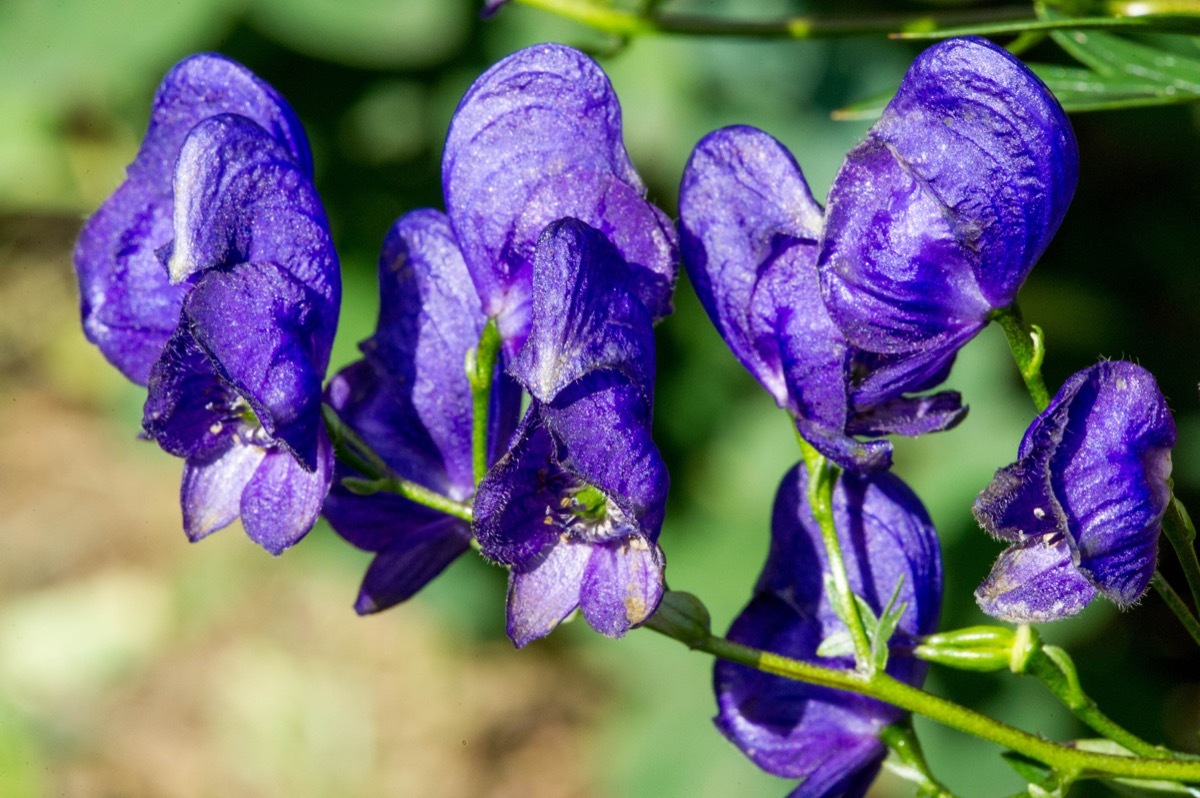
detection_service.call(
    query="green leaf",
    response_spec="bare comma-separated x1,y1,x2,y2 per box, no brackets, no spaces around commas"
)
1000,750,1056,789
1029,63,1185,111
870,577,907,672
816,630,855,659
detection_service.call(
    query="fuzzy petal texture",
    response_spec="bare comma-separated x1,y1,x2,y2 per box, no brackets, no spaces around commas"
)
715,464,941,797
821,37,1077,377
322,210,518,612
183,261,327,469
74,53,310,384
167,114,339,321
974,361,1175,621
443,43,677,347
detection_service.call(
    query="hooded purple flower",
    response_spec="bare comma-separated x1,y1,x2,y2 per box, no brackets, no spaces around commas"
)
443,42,678,354
974,361,1175,622
716,464,942,798
322,210,518,613
75,55,339,554
318,44,672,615
819,37,1077,405
679,37,1077,472
474,219,669,647
74,53,312,385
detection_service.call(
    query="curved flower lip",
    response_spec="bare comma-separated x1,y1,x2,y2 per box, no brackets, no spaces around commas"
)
819,36,1078,363
678,124,966,472
715,464,941,797
974,361,1175,622
443,42,678,350
74,52,311,385
322,209,518,614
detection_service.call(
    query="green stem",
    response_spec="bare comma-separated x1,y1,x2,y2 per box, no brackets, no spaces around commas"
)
1162,495,1200,612
880,723,958,797
510,0,1037,39
322,403,474,523
991,304,1051,413
797,436,873,670
1022,645,1170,759
467,319,502,487
1152,570,1200,647
645,615,1200,782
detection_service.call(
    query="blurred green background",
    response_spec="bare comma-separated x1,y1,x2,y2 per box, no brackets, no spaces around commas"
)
3,0,1200,796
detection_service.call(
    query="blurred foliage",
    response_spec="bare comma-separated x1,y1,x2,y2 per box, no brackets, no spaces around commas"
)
3,0,1200,797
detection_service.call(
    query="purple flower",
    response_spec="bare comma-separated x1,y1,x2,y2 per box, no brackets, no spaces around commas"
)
716,464,942,798
474,219,669,647
322,210,519,613
443,42,678,355
74,53,312,385
679,37,1077,471
974,361,1175,622
75,55,339,554
820,37,1077,406
319,44,673,615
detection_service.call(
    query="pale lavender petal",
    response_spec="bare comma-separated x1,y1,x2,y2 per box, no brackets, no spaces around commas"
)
578,537,664,637
181,442,268,541
975,537,1096,622
507,541,593,648
240,431,334,555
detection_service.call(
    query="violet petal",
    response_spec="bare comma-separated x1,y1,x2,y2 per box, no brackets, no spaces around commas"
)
507,541,593,648
443,43,677,341
240,431,334,555
74,53,311,384
511,218,656,404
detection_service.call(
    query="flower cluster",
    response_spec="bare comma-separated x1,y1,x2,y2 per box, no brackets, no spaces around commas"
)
679,37,1078,471
73,32,1190,798
324,43,676,645
74,54,340,554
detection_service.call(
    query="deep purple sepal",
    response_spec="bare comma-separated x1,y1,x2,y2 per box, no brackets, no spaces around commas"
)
74,52,311,385
321,209,519,612
715,464,941,796
511,218,656,404
974,361,1175,622
678,124,967,472
820,37,1077,377
443,43,677,350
